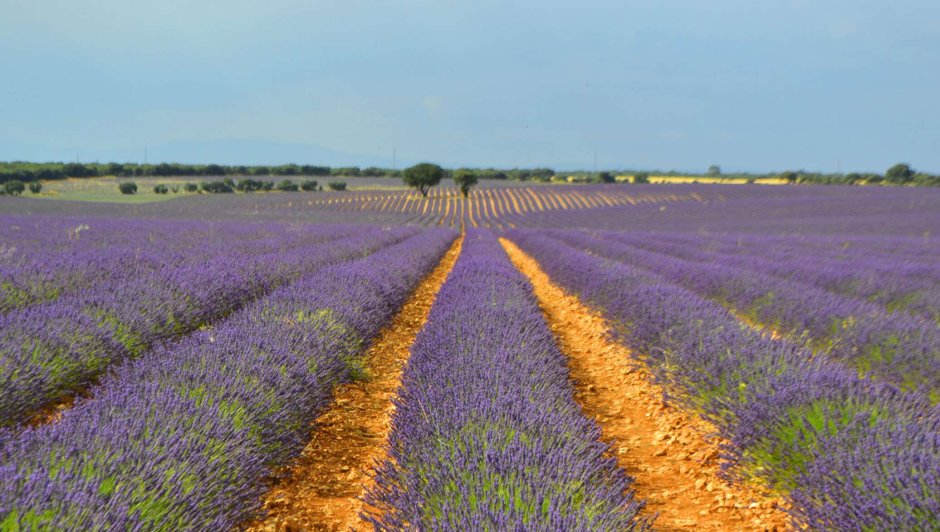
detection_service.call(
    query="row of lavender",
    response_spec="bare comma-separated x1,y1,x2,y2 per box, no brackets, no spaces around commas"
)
0,228,455,529
610,231,940,322
515,184,940,236
647,232,940,271
0,216,355,313
542,230,940,398
509,231,940,530
365,231,649,530
0,223,418,427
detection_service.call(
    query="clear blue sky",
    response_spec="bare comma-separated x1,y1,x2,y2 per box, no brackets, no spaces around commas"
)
1,1,938,173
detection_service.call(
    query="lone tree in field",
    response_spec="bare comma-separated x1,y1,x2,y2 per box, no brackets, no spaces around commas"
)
885,163,915,184
452,168,478,197
4,180,25,196
119,182,138,195
781,171,799,184
403,163,444,197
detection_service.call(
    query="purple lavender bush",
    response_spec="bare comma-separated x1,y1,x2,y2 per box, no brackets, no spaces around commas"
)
605,231,940,322
543,229,940,399
0,215,360,314
0,229,455,529
0,224,418,427
365,230,650,530
508,230,940,530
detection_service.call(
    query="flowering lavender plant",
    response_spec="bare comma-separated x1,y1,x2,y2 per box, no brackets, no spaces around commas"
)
366,230,650,530
0,229,455,529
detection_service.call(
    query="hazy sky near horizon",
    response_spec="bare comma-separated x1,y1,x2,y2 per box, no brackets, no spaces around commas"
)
1,1,938,172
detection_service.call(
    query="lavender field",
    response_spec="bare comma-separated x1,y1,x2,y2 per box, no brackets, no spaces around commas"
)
1,183,938,530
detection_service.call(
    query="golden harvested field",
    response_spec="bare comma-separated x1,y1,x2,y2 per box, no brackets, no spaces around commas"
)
289,186,708,229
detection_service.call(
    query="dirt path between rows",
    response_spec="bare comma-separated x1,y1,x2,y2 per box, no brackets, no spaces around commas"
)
500,238,791,531
246,236,463,531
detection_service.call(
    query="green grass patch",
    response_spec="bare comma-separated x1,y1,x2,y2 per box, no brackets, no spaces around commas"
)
742,397,889,490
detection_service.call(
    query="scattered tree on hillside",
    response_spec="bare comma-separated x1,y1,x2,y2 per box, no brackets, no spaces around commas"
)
403,163,444,197
106,163,124,176
595,171,615,183
200,181,234,193
885,163,915,184
781,171,799,184
236,179,264,192
708,165,721,176
331,167,360,177
4,181,25,196
844,173,863,185
452,169,478,197
632,173,650,184
361,167,386,177
277,179,299,192
204,164,225,176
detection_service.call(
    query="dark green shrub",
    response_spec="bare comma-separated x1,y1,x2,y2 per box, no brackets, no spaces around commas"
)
28,182,42,194
331,167,360,176
153,184,169,194
633,173,650,184
277,179,299,192
3,181,25,196
327,181,347,191
885,163,915,184
236,179,264,192
204,164,225,176
119,182,138,195
300,180,318,191
183,183,198,193
300,165,330,175
200,181,234,193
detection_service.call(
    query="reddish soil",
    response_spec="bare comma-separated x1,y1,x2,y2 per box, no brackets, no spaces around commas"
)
246,236,463,531
501,238,792,531
25,391,85,428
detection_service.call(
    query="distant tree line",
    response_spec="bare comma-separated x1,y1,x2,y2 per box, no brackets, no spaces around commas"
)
0,161,560,185
0,162,340,183
563,164,940,187
115,178,344,195
2,160,938,189
772,163,939,186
